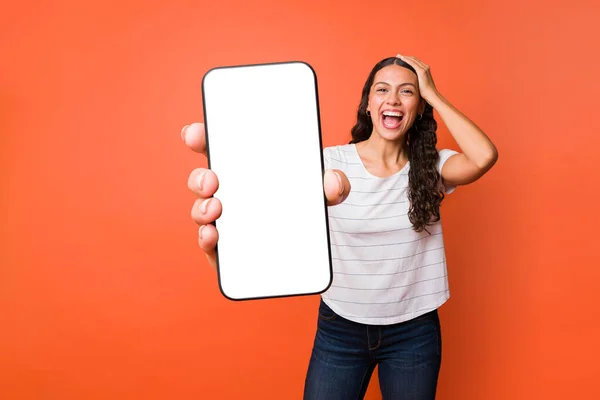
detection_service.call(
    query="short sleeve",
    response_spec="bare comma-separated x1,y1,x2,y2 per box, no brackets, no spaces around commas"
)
437,148,460,194
323,146,332,170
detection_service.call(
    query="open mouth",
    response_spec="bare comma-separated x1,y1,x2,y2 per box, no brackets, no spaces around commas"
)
381,111,404,129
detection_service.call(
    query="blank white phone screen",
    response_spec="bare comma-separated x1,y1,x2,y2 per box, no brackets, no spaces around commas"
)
202,61,332,301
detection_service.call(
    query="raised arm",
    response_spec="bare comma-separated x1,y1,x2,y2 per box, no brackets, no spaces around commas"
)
398,54,498,187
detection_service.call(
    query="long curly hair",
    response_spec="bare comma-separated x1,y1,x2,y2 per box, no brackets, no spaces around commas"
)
349,57,443,233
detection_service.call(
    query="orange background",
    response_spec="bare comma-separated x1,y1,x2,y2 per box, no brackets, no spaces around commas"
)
1,0,599,399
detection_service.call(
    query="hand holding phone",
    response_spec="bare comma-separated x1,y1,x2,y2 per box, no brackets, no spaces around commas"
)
190,61,349,301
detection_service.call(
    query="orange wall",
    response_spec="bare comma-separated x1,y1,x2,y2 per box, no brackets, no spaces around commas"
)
1,0,599,398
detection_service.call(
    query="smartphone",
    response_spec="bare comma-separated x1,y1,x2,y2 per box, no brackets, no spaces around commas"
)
201,61,332,301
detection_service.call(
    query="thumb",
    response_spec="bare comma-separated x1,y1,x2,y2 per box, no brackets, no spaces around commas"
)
323,169,350,206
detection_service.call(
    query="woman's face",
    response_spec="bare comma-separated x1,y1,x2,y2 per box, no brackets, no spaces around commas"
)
366,64,423,141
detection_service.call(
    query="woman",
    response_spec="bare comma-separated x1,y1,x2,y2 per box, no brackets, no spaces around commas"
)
182,54,498,399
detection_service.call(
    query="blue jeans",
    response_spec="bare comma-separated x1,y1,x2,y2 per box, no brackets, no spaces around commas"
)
303,299,442,400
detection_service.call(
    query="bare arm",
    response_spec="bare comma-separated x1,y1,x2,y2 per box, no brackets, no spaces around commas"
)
427,92,498,187
398,54,498,187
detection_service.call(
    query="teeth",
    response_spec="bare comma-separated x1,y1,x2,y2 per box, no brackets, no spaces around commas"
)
383,111,402,117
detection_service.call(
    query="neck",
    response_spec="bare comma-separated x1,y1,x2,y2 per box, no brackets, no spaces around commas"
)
360,132,408,168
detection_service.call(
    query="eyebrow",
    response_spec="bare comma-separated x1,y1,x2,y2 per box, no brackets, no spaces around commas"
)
374,82,417,88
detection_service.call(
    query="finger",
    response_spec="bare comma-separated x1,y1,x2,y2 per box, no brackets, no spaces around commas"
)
397,54,426,70
191,196,223,227
181,122,207,155
323,169,351,206
403,55,429,71
396,54,419,71
396,53,412,62
198,224,219,270
188,167,219,198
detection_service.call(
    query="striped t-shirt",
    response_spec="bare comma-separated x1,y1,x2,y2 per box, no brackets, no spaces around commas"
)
322,143,459,325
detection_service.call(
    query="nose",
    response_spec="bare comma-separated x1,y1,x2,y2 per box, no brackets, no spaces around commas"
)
385,91,401,105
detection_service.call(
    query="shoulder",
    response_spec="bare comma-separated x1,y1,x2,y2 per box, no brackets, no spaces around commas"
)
324,143,356,166
436,148,460,171
324,143,354,156
436,148,460,194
